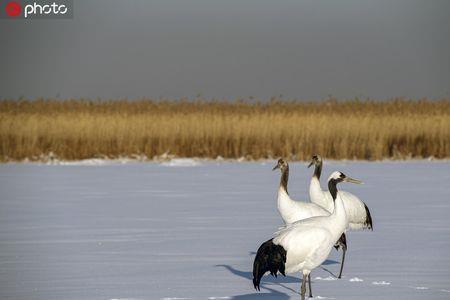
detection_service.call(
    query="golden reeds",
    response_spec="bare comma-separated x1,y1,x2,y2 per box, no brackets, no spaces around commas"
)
0,98,449,161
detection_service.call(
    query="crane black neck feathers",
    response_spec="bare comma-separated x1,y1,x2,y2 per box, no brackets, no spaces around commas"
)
313,161,322,180
280,164,289,194
328,178,342,201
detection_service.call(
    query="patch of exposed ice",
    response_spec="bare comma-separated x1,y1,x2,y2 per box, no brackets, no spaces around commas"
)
161,158,201,167
414,286,429,290
349,277,364,282
208,297,231,300
372,281,391,285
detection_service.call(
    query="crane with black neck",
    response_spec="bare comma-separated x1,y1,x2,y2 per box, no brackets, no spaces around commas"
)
253,171,363,300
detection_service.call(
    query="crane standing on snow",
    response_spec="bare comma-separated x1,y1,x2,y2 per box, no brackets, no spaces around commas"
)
308,154,373,278
253,171,363,300
272,158,348,296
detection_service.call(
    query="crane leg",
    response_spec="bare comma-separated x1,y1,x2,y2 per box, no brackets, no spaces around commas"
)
308,273,313,298
336,233,347,279
300,273,307,300
338,246,346,279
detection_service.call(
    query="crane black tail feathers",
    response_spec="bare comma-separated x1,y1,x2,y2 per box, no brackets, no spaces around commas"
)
252,238,287,291
334,232,347,251
364,203,373,230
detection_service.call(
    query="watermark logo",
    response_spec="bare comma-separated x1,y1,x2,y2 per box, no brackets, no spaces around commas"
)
5,1,21,17
1,0,73,19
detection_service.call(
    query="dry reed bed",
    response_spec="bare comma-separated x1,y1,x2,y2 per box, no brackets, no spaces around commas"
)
0,99,449,161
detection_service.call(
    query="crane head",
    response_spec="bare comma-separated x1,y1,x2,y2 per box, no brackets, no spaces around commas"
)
308,154,322,168
328,171,363,185
273,158,288,171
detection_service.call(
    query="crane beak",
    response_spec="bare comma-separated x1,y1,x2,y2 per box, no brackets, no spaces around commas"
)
272,164,279,171
307,161,314,168
344,176,363,184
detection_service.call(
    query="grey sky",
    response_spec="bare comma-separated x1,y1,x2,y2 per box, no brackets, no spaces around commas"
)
1,0,449,100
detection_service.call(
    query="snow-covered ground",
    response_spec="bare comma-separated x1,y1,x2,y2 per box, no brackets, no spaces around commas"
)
0,160,449,299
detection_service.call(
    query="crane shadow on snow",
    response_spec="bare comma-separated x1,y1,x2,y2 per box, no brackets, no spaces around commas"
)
216,264,294,299
227,286,290,299
216,264,299,284
216,259,340,299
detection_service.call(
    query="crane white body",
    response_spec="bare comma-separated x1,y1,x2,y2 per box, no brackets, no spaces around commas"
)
272,158,348,284
253,171,361,300
309,155,373,230
310,178,369,230
274,189,348,274
277,186,330,224
273,159,330,225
